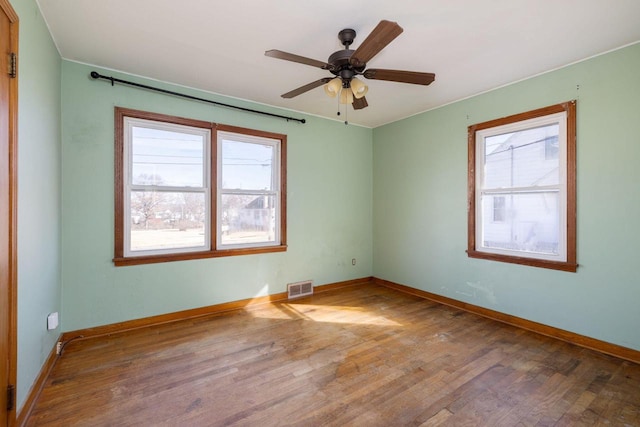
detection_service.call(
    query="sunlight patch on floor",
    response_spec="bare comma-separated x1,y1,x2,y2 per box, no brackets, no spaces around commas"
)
248,302,403,326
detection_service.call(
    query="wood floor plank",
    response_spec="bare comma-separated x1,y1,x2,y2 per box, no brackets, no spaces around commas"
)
420,408,453,426
26,283,640,426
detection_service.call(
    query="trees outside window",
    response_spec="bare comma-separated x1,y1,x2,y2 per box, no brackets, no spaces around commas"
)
114,108,287,266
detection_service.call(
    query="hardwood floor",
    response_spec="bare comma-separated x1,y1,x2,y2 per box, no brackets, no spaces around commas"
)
26,283,640,426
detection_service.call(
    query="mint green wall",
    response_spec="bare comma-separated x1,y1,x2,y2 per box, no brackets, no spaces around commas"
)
12,0,63,410
15,5,638,411
373,43,640,350
60,61,373,331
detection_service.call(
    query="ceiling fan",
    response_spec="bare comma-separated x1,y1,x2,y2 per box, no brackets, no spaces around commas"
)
265,20,435,111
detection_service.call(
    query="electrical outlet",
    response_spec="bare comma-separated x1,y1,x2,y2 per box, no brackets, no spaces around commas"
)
56,342,62,355
352,258,356,266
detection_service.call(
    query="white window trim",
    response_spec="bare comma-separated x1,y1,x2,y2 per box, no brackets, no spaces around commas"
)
216,130,281,250
123,117,211,257
474,111,568,263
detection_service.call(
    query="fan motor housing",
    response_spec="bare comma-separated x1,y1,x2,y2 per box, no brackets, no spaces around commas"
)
328,49,365,80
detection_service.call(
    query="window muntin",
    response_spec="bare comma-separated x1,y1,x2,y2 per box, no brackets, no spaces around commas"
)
114,108,287,266
468,101,576,272
217,131,281,249
124,118,210,257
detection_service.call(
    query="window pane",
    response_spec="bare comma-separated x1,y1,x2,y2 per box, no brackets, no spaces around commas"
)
493,196,506,222
221,140,274,190
481,192,559,255
220,194,276,245
132,126,204,187
484,124,559,189
130,190,206,252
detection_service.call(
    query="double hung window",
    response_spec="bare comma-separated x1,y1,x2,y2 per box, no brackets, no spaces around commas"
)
114,108,286,266
467,101,577,271
217,127,283,249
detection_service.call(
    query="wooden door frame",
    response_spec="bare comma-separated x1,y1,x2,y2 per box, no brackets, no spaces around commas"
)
0,0,18,425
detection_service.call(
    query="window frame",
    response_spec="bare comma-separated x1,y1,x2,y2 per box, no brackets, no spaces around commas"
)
216,126,282,250
214,124,287,254
114,108,287,266
467,101,577,272
123,116,212,258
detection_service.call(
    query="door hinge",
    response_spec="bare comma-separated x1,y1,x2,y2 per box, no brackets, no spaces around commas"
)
8,53,16,78
6,384,15,411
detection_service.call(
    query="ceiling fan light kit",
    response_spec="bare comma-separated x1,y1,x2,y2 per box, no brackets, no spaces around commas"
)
265,19,435,112
324,76,367,105
350,77,368,99
339,88,354,105
324,78,342,98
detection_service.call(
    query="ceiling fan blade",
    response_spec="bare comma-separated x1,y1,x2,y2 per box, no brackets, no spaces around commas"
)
352,96,368,110
265,49,331,70
363,69,436,86
281,78,332,98
350,20,403,67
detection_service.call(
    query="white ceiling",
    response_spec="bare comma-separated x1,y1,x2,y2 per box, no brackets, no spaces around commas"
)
37,0,640,128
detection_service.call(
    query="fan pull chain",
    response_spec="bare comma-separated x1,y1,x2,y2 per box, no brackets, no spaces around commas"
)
335,88,349,125
344,100,348,125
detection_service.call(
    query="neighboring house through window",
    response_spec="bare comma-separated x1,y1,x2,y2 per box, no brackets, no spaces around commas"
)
217,126,283,250
493,196,506,222
114,108,287,266
467,101,577,272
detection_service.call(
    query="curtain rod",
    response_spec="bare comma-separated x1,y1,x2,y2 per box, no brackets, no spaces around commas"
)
89,71,306,124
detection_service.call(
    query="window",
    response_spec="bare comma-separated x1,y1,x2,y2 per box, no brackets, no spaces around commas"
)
123,116,210,257
114,108,286,266
467,101,577,272
217,127,282,249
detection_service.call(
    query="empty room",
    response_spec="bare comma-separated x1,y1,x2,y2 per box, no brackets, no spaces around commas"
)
2,0,640,425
